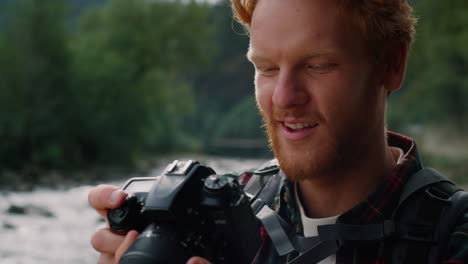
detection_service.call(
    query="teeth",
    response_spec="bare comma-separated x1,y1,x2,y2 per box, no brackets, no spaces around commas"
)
285,123,316,130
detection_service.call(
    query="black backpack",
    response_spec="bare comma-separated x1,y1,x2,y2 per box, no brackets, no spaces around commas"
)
244,164,468,264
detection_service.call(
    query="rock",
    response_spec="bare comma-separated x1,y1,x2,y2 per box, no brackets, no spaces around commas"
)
6,204,55,218
3,221,16,230
6,205,26,214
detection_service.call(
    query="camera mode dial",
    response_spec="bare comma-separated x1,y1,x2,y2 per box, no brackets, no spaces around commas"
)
204,175,228,191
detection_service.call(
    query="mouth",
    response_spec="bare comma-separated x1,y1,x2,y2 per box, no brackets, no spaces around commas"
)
283,122,318,131
277,121,319,141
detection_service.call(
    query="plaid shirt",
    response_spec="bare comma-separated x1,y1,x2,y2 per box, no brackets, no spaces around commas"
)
239,132,468,264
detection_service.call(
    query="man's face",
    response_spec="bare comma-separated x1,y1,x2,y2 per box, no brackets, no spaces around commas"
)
248,0,387,181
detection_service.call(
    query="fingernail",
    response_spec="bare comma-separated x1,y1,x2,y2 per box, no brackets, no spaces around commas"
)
109,190,124,206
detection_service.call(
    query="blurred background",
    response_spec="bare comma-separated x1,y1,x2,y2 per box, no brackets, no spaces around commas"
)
0,0,467,263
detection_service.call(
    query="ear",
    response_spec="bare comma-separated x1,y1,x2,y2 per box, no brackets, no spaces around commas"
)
382,41,409,94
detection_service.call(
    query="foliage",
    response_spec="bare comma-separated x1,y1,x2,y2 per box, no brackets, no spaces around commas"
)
212,96,265,139
69,0,213,163
0,0,71,168
0,0,214,169
207,96,270,157
186,3,263,152
388,0,468,131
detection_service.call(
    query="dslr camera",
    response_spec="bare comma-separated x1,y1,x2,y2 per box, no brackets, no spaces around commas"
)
108,160,261,264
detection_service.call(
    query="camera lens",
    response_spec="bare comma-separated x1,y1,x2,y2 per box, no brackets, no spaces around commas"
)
119,223,191,264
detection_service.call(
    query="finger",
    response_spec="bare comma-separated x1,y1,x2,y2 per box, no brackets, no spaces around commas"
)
114,230,139,262
88,184,127,219
97,253,114,264
186,256,212,264
91,227,126,254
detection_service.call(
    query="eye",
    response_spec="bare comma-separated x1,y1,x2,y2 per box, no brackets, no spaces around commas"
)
306,63,337,73
256,66,279,76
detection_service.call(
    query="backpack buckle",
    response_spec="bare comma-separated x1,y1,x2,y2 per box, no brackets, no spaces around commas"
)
425,186,452,203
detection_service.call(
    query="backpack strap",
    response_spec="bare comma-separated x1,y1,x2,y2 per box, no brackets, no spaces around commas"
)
396,168,456,208
391,168,467,264
436,189,468,258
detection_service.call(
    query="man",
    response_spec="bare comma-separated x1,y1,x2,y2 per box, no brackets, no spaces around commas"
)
88,0,468,263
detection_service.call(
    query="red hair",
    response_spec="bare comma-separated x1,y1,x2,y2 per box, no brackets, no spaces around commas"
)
230,0,417,51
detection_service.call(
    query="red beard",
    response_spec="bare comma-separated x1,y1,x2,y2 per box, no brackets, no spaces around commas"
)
259,106,356,182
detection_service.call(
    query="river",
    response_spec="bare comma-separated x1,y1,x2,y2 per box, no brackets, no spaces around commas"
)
0,157,268,264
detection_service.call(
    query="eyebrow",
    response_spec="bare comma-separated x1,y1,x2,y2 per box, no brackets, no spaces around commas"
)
246,48,263,62
247,47,337,62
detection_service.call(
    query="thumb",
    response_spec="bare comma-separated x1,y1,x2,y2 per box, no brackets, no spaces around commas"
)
186,256,212,264
114,230,139,262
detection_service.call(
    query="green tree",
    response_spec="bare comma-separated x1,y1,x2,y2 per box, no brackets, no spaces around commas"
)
69,0,214,163
0,0,214,170
0,0,71,168
188,3,258,149
389,0,468,131
208,96,269,156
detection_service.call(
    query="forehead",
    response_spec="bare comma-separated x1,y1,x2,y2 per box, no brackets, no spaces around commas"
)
248,0,364,60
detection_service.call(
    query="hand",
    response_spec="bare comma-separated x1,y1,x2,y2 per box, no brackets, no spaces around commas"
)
186,256,212,264
88,184,139,264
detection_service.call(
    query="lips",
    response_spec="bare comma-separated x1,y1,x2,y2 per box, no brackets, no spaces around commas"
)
280,121,319,141
284,122,318,130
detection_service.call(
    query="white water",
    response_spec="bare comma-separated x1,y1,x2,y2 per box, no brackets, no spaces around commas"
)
0,157,268,264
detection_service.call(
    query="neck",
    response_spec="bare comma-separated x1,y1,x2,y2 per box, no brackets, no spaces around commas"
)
297,137,400,218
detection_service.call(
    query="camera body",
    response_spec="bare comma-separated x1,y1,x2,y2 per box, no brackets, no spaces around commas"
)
108,160,261,264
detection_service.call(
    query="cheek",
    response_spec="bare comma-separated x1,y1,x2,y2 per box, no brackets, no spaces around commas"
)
328,72,380,129
317,74,366,125
255,77,273,117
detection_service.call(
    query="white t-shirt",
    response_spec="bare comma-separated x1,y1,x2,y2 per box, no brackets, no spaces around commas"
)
295,183,339,264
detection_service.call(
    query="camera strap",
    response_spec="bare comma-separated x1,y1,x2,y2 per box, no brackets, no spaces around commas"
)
253,202,395,263
244,160,281,201
245,164,340,263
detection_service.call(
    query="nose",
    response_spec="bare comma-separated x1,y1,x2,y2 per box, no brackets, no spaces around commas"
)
272,69,309,109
